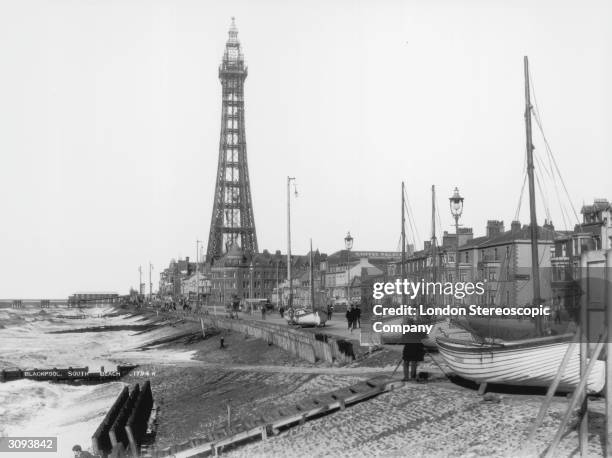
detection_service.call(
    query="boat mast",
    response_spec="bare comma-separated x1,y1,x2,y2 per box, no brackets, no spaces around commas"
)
310,239,315,312
401,182,406,306
431,185,437,285
524,56,543,335
287,176,295,309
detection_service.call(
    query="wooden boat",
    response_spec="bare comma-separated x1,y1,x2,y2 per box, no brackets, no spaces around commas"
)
435,57,600,393
437,335,605,393
286,240,327,327
286,308,327,327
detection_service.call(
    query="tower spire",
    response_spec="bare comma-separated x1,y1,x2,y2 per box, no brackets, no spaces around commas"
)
206,18,258,263
227,17,239,44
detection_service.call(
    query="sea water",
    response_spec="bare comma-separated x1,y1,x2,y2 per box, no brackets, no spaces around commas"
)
0,305,185,457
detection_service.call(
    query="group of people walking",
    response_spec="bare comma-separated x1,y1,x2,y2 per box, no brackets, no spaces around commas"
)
345,304,361,332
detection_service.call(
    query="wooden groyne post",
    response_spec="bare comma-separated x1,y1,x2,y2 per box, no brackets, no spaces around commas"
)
92,386,129,457
126,381,154,457
93,382,154,458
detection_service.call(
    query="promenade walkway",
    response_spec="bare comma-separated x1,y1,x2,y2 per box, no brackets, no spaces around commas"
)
199,305,365,343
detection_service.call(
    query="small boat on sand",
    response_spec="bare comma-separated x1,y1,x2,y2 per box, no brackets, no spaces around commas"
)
435,57,602,394
436,334,605,393
286,308,327,327
286,240,327,327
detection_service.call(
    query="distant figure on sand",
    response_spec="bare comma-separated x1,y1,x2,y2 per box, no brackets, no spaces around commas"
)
402,341,425,381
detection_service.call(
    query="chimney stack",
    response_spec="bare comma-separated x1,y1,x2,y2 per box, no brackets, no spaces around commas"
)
486,220,505,238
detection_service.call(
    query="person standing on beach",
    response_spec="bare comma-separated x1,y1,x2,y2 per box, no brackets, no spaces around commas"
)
402,341,425,381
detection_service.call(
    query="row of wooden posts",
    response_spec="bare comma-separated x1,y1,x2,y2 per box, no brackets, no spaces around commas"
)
523,250,612,457
92,381,154,457
6,299,52,308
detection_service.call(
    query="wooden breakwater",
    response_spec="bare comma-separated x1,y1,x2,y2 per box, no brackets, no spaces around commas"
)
200,315,356,365
93,381,154,457
0,365,136,383
149,375,400,457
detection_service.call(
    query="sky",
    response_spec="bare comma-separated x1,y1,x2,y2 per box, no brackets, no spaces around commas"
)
0,0,610,298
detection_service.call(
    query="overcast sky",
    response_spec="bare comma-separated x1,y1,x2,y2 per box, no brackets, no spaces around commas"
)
0,0,610,298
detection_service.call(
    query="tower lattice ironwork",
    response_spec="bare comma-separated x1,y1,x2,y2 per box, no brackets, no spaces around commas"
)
206,18,258,263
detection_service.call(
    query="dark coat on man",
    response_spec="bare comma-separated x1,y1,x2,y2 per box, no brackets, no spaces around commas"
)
402,341,425,362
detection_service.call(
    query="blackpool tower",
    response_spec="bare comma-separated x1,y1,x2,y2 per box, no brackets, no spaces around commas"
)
206,18,258,263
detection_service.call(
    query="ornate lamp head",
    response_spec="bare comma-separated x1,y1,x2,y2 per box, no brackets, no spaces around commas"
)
344,231,354,251
449,187,464,218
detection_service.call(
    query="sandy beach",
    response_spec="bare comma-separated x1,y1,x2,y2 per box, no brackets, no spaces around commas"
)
108,309,605,457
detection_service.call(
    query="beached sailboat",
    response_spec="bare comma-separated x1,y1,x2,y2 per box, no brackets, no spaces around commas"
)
286,239,328,327
436,57,605,393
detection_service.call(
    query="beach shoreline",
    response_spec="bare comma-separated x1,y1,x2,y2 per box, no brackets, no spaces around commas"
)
110,306,606,457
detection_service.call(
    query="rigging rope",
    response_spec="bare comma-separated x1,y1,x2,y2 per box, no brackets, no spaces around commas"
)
514,171,528,222
533,161,552,222
529,71,581,228
404,189,421,250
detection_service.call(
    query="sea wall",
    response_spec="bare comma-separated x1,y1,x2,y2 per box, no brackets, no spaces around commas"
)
147,308,356,365
201,315,355,364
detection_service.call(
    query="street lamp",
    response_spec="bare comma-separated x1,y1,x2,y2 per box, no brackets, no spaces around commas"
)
149,262,154,306
449,187,464,286
344,231,353,307
249,260,254,299
287,176,297,308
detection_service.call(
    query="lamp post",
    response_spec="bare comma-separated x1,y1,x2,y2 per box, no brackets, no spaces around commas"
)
196,239,203,311
344,231,353,307
249,260,254,299
138,265,143,297
287,176,297,308
449,187,464,289
149,262,154,306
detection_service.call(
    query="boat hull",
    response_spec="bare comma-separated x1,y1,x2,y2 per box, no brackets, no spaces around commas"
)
436,334,605,393
286,310,327,327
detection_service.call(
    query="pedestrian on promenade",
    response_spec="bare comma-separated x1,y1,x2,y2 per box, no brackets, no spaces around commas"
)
346,305,353,330
279,306,285,318
261,304,266,320
326,303,333,320
355,305,361,328
402,340,425,381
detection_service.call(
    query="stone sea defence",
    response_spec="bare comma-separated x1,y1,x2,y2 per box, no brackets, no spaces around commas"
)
201,315,355,365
